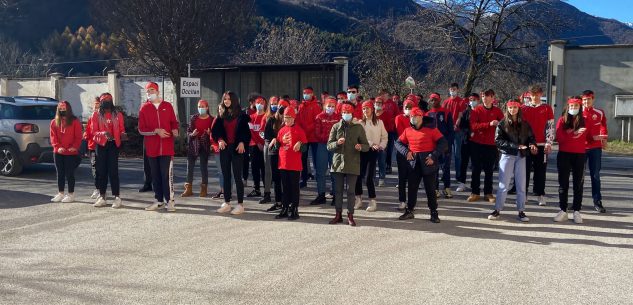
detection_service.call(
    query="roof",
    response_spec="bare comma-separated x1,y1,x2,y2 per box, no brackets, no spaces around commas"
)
0,96,58,106
194,62,345,73
552,43,633,50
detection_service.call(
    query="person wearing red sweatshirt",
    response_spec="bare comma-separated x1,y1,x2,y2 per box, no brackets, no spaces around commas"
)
84,96,100,199
582,90,609,213
378,89,400,176
336,86,363,119
138,82,180,212
90,93,126,208
247,96,267,198
311,97,341,205
553,98,594,224
275,107,307,220
181,99,213,198
468,89,504,203
393,98,417,210
298,87,324,188
442,83,468,187
50,101,82,203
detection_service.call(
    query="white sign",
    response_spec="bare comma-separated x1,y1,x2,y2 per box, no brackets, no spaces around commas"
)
615,95,633,117
180,77,201,98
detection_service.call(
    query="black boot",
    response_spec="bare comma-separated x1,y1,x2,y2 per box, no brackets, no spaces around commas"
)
138,183,152,192
594,200,606,213
259,192,271,204
430,210,441,223
288,204,300,220
399,208,415,220
275,206,289,219
310,193,326,205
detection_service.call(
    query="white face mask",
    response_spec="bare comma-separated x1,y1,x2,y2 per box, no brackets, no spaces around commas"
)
568,109,580,116
404,109,411,116
469,101,478,108
449,90,457,97
148,93,159,102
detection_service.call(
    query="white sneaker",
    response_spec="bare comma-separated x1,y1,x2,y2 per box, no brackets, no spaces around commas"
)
553,210,568,222
378,179,385,187
112,197,122,209
61,194,75,203
230,204,244,215
398,202,407,210
366,199,377,212
538,195,547,206
573,211,583,224
325,193,333,199
216,202,232,213
166,200,176,212
354,196,363,209
93,197,108,207
456,182,466,192
51,193,65,203
90,189,100,199
145,201,163,211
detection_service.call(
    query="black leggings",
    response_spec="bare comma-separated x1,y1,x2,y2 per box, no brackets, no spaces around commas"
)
355,150,377,198
54,153,80,193
396,153,408,202
148,156,174,203
280,170,301,209
457,141,471,184
250,146,265,189
557,151,586,212
270,154,282,203
96,142,120,197
220,144,245,203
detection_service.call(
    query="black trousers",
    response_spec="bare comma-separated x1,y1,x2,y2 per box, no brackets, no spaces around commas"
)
250,145,265,189
89,150,98,189
185,152,209,184
270,154,282,203
355,150,377,198
143,147,152,186
96,142,120,197
396,153,408,203
220,144,245,203
557,151,586,212
54,153,80,193
470,143,497,195
407,161,438,212
242,148,250,181
280,170,301,209
148,156,174,203
457,141,471,184
526,145,547,196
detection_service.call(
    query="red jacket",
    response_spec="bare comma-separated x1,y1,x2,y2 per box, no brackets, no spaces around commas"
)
277,124,307,171
556,117,593,154
84,113,96,151
297,98,322,143
89,111,125,148
395,114,411,136
469,105,504,146
249,113,266,146
521,103,554,145
315,111,341,144
50,118,82,155
138,101,179,157
583,106,608,150
442,97,467,130
378,99,399,133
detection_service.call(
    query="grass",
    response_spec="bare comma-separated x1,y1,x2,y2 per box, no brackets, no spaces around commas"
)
604,140,633,155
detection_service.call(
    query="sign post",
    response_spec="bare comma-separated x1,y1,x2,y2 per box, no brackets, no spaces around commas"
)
181,75,201,120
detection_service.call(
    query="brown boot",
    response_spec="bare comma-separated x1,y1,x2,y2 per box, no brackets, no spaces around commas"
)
181,183,193,197
347,212,356,227
329,210,343,224
199,184,208,198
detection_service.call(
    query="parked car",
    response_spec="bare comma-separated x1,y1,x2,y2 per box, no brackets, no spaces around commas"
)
0,96,59,176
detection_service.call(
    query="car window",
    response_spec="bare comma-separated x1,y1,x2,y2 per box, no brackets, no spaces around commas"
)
0,104,57,120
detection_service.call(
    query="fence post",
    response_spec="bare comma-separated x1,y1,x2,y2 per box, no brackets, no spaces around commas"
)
50,73,64,100
108,70,121,105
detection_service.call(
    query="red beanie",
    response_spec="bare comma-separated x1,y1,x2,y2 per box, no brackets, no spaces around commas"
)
145,82,159,91
284,106,297,118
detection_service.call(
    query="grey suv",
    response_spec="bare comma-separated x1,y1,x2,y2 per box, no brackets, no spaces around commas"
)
0,96,58,176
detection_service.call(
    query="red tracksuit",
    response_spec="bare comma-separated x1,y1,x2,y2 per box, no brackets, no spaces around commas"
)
583,106,608,150
138,101,179,157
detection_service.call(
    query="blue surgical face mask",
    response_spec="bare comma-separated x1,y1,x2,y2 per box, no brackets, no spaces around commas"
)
348,93,357,100
375,105,383,111
342,113,353,122
198,108,207,115
255,104,264,111
270,105,278,112
469,101,478,108
303,94,312,101
568,108,579,116
410,117,418,125
326,107,335,114
449,90,457,97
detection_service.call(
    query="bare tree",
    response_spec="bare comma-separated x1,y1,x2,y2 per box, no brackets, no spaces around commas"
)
396,0,560,95
0,36,55,78
93,0,255,123
235,18,328,65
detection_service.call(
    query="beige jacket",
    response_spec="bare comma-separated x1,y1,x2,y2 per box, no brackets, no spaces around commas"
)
360,119,388,149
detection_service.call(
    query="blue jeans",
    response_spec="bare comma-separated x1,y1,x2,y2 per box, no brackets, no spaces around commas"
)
377,150,386,179
214,153,224,187
495,153,527,212
586,148,602,202
301,143,318,183
453,131,465,182
385,132,397,171
316,143,334,195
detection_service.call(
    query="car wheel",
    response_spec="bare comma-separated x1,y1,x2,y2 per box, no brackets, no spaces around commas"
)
0,145,23,176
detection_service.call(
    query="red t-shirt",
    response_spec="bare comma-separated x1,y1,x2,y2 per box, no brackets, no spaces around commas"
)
521,103,554,144
277,124,307,171
223,118,238,144
395,114,411,136
194,116,212,136
442,97,467,129
249,113,266,146
398,127,444,153
469,105,504,146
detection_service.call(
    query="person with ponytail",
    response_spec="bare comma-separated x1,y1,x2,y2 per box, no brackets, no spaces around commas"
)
50,101,82,203
90,93,126,208
182,100,213,198
84,96,100,199
262,98,286,211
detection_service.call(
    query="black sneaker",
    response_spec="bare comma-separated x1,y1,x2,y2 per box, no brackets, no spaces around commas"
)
258,193,271,204
266,202,281,212
385,168,392,175
138,184,152,192
247,189,261,197
430,211,440,223
488,210,500,220
594,201,606,213
399,209,414,220
518,211,530,222
211,191,223,199
300,181,307,188
310,194,326,205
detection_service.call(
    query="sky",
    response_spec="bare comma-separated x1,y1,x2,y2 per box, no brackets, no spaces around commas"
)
566,0,633,24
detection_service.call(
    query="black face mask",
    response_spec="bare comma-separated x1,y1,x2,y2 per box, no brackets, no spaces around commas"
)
59,111,67,117
101,101,114,110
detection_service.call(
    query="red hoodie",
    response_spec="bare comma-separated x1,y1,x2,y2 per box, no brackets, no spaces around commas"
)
297,98,322,143
84,114,96,151
249,112,266,146
315,111,341,144
583,106,608,150
442,96,467,129
556,116,593,154
89,111,125,148
138,101,179,157
378,99,399,133
277,124,307,171
469,105,503,146
50,118,82,156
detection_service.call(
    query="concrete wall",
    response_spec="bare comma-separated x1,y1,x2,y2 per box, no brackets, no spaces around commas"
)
6,79,53,98
59,77,108,121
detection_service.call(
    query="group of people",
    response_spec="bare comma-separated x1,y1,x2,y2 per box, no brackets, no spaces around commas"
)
50,81,608,226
